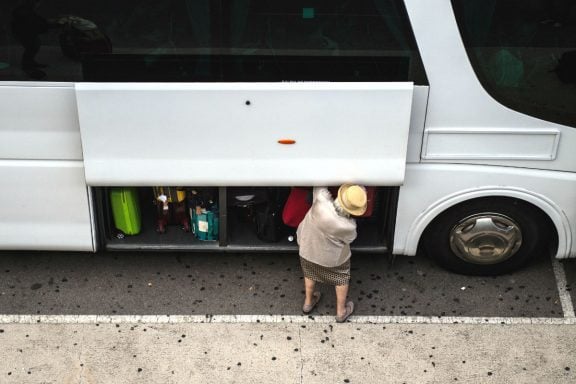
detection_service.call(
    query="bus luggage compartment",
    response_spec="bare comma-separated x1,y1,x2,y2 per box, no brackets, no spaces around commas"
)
96,186,396,253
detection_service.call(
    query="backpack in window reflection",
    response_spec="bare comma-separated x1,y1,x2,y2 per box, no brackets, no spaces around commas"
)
58,15,112,60
555,51,576,84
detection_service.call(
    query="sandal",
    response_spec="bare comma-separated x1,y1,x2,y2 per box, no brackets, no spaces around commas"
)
302,291,322,314
335,300,354,323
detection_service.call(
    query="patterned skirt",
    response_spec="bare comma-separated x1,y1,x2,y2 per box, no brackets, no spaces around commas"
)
300,257,351,286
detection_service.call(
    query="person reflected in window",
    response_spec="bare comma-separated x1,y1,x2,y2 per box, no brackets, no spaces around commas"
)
11,0,59,76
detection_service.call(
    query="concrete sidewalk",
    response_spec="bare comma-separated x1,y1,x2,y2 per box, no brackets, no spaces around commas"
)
1,321,575,383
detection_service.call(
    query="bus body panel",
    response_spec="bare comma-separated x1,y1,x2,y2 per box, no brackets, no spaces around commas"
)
0,84,83,160
75,82,414,186
406,86,429,164
404,0,576,173
394,163,576,259
0,160,94,251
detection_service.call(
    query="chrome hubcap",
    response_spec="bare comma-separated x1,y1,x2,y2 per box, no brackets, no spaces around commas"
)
449,213,522,265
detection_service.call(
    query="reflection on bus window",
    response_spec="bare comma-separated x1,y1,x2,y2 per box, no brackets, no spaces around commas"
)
11,0,54,79
0,0,427,83
452,0,576,128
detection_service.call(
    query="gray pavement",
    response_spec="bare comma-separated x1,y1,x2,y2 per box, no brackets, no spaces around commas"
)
0,251,575,383
0,251,564,317
562,258,576,309
1,322,575,383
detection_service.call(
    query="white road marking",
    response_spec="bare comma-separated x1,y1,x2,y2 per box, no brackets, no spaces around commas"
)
551,257,575,318
0,314,575,325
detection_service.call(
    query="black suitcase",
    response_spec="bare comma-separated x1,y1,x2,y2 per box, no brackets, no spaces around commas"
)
253,188,290,243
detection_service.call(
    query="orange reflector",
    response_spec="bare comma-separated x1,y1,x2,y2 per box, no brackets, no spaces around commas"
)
278,139,296,145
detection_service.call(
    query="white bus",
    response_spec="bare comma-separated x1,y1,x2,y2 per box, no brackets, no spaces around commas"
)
0,0,574,275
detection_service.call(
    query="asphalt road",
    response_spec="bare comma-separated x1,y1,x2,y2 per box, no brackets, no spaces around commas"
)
0,250,572,318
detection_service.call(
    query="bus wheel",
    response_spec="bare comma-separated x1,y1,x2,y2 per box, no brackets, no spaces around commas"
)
423,197,551,276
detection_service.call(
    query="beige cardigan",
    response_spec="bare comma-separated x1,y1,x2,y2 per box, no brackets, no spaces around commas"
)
296,187,357,267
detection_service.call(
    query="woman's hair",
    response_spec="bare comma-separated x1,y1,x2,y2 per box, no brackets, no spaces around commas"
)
333,199,350,218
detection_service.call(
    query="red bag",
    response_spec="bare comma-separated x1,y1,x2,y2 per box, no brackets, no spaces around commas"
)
359,186,376,218
282,187,312,228
282,186,376,228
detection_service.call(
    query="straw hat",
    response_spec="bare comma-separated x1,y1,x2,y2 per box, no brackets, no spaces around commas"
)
337,184,367,216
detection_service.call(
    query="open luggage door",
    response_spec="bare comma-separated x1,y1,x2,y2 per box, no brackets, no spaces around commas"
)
76,82,413,186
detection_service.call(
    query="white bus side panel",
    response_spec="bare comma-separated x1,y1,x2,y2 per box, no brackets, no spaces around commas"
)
0,84,93,251
76,82,413,186
394,163,576,259
404,0,576,173
0,160,94,251
0,84,83,160
406,86,429,163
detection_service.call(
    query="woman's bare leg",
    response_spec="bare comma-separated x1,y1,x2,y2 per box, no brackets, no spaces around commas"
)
304,277,316,306
335,284,350,317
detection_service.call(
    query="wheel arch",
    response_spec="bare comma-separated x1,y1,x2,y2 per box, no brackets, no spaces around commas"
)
403,187,570,258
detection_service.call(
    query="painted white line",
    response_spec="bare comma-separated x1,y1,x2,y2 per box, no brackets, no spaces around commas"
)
0,314,575,325
551,257,576,318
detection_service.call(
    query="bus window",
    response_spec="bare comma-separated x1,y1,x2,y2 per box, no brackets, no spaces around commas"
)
452,0,576,128
0,0,427,84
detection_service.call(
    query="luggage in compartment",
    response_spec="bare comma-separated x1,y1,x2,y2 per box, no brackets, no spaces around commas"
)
359,186,376,218
282,187,312,228
230,188,289,243
153,187,190,234
110,187,141,237
281,186,376,228
191,209,219,241
100,186,389,250
228,187,267,224
188,188,219,241
254,201,284,242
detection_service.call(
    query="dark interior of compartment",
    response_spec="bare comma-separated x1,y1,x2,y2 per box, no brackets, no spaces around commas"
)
226,187,296,250
225,186,391,252
98,186,395,252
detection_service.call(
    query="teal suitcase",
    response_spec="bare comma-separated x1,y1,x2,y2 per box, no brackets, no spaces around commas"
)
110,188,141,236
191,209,219,241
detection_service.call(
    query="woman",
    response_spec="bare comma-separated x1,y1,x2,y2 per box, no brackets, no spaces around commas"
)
296,184,367,323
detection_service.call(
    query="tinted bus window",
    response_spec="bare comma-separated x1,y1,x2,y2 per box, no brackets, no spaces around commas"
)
0,0,427,83
452,0,576,128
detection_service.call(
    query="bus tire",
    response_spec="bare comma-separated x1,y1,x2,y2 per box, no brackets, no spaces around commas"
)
422,197,551,276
